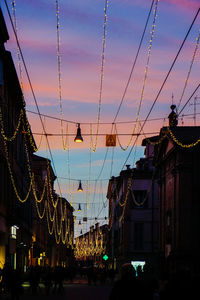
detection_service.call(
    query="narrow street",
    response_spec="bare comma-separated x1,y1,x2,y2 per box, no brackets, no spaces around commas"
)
20,280,112,300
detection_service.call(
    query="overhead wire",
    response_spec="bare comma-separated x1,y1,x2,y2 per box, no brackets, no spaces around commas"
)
121,7,200,170
3,0,63,196
178,82,200,116
92,0,157,185
91,0,109,152
112,0,155,124
88,0,158,222
26,108,200,125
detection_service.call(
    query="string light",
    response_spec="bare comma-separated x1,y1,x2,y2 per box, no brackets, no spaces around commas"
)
11,0,25,99
116,0,160,151
0,109,24,142
177,31,200,111
2,0,74,246
75,225,106,259
168,127,200,148
91,0,109,152
2,121,73,245
55,0,67,150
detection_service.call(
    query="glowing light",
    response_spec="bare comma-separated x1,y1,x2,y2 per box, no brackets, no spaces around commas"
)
74,123,83,143
77,180,83,192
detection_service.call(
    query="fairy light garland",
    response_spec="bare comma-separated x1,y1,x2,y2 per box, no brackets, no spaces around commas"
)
1,1,73,246
35,199,46,219
177,31,200,111
75,226,105,259
0,109,24,142
2,122,72,245
168,127,200,148
11,0,24,97
116,0,160,151
91,0,109,152
3,137,33,203
55,0,68,151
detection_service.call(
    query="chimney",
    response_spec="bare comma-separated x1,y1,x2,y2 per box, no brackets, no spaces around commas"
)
126,165,131,170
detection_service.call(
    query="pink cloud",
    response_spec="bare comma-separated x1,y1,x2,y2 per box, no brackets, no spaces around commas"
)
117,0,200,12
162,0,200,11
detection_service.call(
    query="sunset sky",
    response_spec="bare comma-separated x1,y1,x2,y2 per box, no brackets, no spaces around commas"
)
1,0,200,234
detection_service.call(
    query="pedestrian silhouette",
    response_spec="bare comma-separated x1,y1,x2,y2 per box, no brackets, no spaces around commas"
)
109,263,141,300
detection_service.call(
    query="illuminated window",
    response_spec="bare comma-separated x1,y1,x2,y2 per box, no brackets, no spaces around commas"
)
11,226,17,239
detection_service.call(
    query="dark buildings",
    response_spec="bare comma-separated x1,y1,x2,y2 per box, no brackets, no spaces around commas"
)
107,138,159,270
0,7,74,270
0,7,35,270
75,223,108,266
107,105,200,276
155,107,200,274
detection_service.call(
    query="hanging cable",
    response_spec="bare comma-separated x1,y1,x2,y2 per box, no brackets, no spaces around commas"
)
177,31,200,111
121,7,200,170
91,0,109,152
3,0,63,197
112,0,155,124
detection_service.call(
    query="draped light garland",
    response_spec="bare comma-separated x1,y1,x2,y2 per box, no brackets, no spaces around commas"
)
75,226,106,259
1,0,74,246
116,0,160,151
1,121,74,246
11,0,24,98
168,127,200,148
55,0,68,151
90,0,109,152
177,31,200,111
0,109,24,142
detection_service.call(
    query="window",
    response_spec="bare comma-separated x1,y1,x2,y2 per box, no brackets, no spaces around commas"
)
11,226,17,239
134,223,144,250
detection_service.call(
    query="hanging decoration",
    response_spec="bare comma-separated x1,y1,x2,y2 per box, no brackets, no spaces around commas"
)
55,0,68,150
90,0,109,152
75,225,106,259
177,31,200,111
116,0,160,151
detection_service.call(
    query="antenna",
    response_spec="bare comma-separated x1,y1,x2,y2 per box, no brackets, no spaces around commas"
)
189,96,200,126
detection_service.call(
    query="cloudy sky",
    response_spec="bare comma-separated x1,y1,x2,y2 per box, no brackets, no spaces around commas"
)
1,0,200,233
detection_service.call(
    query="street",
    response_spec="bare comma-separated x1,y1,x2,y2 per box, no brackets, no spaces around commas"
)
20,281,112,300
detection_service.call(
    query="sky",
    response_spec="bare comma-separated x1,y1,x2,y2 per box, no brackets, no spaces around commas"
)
1,0,200,235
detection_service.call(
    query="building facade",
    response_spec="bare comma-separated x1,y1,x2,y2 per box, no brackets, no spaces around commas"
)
0,8,74,270
107,138,159,270
0,8,36,270
154,107,200,274
75,223,108,266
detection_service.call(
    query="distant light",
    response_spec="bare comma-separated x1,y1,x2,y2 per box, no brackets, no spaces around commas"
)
103,254,109,261
131,261,146,276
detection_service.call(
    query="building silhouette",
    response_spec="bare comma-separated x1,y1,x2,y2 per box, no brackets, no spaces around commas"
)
107,137,159,270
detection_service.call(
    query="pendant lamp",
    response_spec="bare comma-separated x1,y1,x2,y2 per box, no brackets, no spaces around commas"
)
78,203,82,211
77,180,83,192
74,123,83,143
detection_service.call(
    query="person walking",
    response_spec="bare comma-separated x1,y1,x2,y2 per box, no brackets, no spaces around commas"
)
109,263,142,300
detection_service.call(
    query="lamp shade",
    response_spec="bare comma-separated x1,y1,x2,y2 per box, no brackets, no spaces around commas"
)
74,123,83,143
78,203,82,211
77,180,83,192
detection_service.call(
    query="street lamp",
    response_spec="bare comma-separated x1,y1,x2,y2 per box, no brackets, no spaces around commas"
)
74,123,83,143
77,180,83,192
